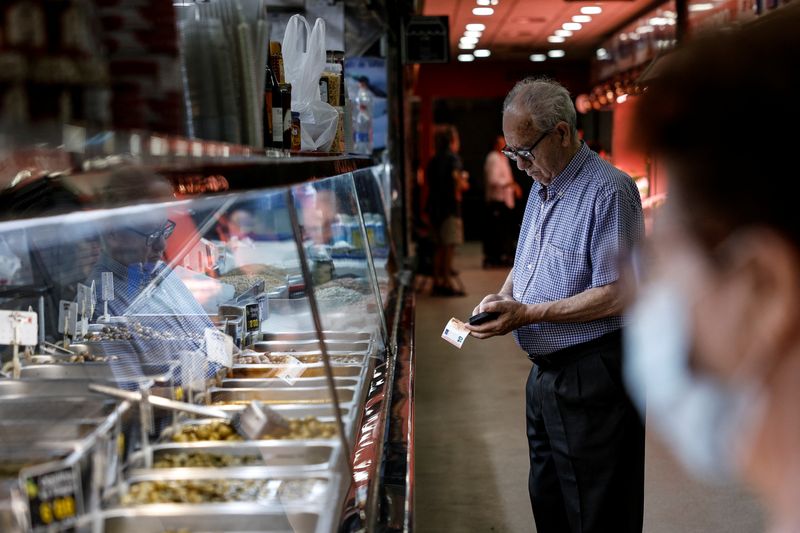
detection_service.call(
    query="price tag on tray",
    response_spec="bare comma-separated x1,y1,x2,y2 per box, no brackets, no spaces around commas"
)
20,463,83,531
0,310,37,346
101,272,115,301
205,328,233,367
277,355,305,385
245,302,260,333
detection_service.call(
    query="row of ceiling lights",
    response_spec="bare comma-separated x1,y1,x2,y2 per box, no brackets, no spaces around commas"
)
533,5,602,62
457,4,606,63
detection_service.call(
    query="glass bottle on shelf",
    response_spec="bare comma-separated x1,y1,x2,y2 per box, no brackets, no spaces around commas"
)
353,78,373,155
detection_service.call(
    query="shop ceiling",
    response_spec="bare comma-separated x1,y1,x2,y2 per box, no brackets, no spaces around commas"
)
423,0,661,61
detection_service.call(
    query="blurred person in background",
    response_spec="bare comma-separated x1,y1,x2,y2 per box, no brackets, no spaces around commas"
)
467,77,645,533
483,134,522,268
624,5,800,533
426,124,469,297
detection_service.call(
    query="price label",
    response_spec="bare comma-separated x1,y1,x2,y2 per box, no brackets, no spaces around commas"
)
441,317,470,349
204,328,233,367
245,302,260,333
277,355,305,385
22,464,83,530
101,272,115,301
257,295,269,322
58,302,79,337
0,310,37,346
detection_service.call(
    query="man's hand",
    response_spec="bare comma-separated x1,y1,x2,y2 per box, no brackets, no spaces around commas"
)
471,292,514,316
467,297,541,339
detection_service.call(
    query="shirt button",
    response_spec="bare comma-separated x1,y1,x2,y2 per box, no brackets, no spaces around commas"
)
526,263,533,270
514,292,521,299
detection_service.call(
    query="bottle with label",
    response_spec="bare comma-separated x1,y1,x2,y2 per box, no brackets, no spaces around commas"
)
353,78,373,155
290,111,301,151
280,83,292,150
263,64,281,148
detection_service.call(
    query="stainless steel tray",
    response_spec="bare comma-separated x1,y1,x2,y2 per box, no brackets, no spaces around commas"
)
0,421,100,446
204,387,356,406
0,398,119,421
99,503,321,533
220,377,359,389
228,363,362,379
260,331,371,342
129,441,336,473
252,339,370,354
19,362,175,382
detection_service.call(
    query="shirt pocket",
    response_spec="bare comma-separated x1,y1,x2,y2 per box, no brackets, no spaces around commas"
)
532,241,590,301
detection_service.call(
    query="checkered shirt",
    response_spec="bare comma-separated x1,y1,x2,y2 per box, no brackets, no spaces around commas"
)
512,142,643,355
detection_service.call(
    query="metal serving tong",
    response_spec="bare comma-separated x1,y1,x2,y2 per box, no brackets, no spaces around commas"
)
88,383,289,440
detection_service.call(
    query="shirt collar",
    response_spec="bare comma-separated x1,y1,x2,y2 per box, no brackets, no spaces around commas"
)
535,141,590,201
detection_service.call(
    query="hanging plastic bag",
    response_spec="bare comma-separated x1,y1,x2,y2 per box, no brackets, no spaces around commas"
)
282,15,339,152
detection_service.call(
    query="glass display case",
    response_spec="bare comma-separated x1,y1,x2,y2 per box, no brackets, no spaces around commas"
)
0,162,398,533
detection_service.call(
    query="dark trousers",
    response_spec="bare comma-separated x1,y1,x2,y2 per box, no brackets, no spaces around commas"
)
526,330,645,533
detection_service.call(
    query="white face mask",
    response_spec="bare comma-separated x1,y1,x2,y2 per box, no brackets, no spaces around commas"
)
623,282,760,482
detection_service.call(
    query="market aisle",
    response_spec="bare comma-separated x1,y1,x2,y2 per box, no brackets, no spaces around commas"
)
414,242,764,533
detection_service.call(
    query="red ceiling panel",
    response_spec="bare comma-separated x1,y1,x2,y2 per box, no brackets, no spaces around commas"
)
423,0,657,60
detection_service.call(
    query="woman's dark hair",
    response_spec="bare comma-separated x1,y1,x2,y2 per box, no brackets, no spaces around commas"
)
636,4,800,247
433,124,458,154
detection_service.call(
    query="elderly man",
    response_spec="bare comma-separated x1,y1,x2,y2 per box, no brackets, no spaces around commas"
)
466,77,645,533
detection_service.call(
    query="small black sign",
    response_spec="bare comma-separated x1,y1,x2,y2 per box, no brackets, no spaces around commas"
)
402,16,449,64
23,464,82,530
245,302,260,333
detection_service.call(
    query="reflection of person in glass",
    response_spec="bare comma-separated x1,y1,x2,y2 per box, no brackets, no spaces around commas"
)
86,177,208,319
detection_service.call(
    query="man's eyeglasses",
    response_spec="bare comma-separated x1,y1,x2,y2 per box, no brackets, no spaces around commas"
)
126,220,176,247
502,130,551,162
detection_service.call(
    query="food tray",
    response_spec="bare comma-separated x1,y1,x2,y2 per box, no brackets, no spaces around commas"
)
118,469,332,507
260,331,372,342
251,339,370,355
203,386,356,406
128,441,336,473
98,503,322,533
228,363,362,379
220,377,359,389
0,398,119,421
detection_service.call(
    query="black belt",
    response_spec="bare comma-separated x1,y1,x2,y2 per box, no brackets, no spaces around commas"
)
528,329,622,370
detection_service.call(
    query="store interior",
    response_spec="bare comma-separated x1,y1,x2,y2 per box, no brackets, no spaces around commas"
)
0,0,795,532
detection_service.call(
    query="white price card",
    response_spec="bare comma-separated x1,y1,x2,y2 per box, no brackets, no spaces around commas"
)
57,300,71,334
101,272,115,301
277,355,305,385
257,295,269,322
441,317,470,349
204,328,233,367
0,310,37,346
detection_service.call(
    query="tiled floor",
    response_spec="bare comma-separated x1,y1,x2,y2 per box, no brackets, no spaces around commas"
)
414,242,764,533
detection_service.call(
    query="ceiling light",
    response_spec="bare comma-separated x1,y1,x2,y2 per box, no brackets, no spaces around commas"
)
616,94,628,104
547,35,565,43
477,0,491,5
457,54,475,62
563,22,582,31
490,0,499,4
473,7,494,15
460,36,479,44
464,30,482,38
581,6,602,15
689,3,714,11
572,15,592,23
555,29,573,37
596,47,610,59
529,54,547,62
548,49,565,58
466,23,486,31
458,41,476,49
636,25,654,33
474,49,491,57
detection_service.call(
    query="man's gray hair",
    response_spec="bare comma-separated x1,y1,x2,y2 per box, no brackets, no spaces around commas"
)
503,77,577,138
